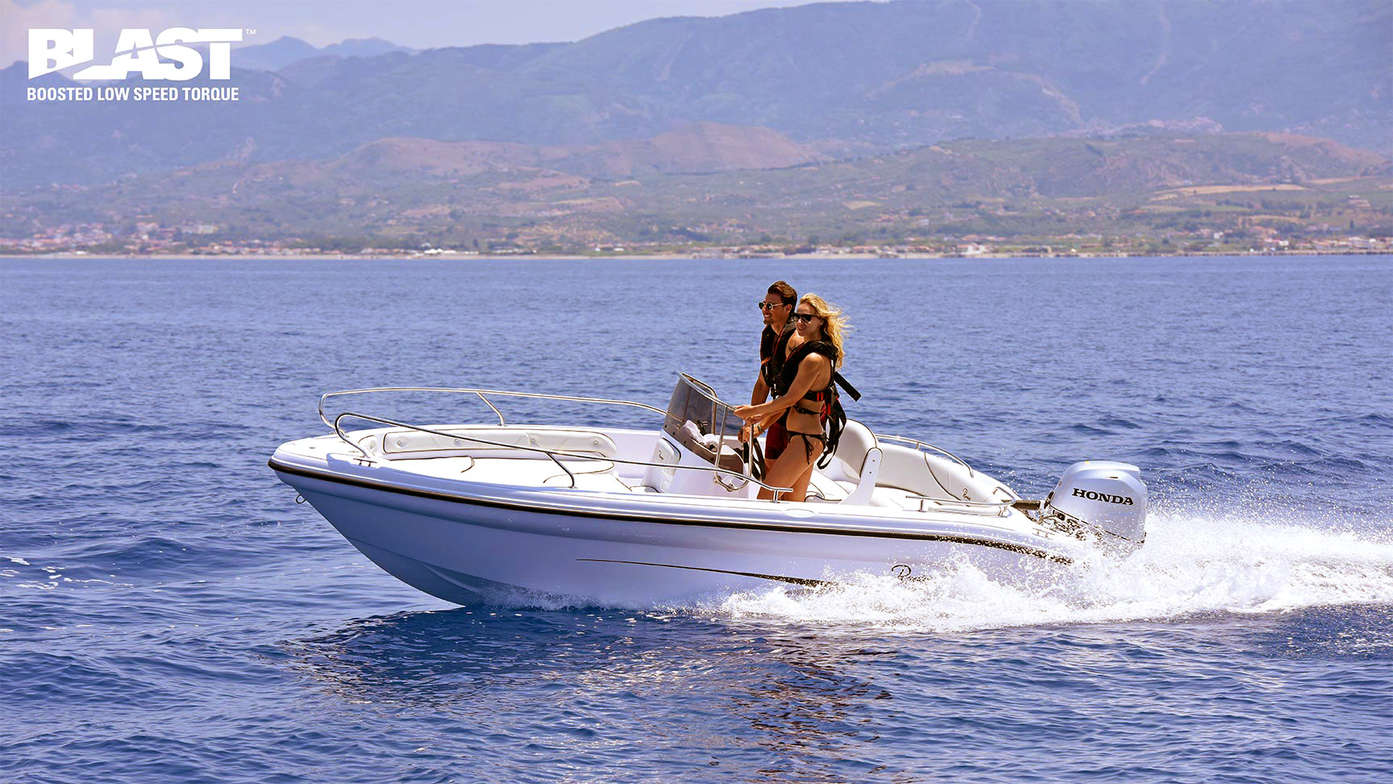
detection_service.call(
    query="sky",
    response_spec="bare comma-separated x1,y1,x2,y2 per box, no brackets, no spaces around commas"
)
2,0,824,67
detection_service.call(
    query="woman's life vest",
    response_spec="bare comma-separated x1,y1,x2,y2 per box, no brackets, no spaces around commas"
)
773,339,855,468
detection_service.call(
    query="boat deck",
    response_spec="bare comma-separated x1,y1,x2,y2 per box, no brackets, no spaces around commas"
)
357,448,1010,518
286,421,1022,520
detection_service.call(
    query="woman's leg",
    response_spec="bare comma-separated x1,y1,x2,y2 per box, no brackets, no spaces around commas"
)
757,433,821,501
791,460,819,502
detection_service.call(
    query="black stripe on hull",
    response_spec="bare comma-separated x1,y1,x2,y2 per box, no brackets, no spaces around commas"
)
576,558,828,587
269,459,1072,564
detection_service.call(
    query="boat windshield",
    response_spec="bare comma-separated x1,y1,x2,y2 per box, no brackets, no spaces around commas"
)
663,374,744,466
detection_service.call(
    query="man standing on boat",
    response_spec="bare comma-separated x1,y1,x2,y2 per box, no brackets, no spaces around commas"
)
746,280,798,457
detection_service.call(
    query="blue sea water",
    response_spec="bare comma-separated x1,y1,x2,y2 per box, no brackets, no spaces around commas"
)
1,254,1391,783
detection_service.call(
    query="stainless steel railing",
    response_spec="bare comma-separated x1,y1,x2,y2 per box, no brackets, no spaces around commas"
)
320,387,793,498
319,386,667,430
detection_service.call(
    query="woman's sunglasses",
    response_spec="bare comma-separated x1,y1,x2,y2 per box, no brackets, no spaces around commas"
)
792,313,819,323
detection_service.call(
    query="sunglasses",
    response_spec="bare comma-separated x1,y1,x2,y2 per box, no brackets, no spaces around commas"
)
792,312,819,323
757,301,790,311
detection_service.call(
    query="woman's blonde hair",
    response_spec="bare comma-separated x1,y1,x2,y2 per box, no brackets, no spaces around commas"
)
798,293,849,363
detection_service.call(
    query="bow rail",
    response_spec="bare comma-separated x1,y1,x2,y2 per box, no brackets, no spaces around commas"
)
319,387,793,498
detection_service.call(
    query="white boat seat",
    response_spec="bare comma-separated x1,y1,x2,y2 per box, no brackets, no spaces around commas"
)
829,419,883,505
541,459,626,490
873,444,1015,505
824,423,1007,506
804,473,850,502
842,449,883,505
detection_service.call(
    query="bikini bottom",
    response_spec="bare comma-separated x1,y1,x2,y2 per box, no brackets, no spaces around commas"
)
787,430,828,462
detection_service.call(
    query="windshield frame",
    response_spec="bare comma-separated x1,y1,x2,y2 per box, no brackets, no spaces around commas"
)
662,374,744,466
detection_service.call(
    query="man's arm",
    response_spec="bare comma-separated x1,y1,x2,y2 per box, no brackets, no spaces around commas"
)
751,369,770,405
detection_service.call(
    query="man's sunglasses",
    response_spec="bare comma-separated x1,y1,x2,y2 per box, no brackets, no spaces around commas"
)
757,301,791,311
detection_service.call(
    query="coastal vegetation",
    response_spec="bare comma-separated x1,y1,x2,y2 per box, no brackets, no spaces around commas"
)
4,130,1388,257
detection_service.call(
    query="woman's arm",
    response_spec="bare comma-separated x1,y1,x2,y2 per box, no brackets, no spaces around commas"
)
739,409,783,442
734,354,829,422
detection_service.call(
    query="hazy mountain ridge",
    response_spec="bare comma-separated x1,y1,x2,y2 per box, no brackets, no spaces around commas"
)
233,36,415,72
2,0,1387,191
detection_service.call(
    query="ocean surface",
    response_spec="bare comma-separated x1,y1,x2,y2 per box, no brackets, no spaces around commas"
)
2,254,1391,783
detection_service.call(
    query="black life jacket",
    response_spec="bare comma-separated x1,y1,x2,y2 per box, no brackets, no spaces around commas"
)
775,339,851,468
760,323,795,389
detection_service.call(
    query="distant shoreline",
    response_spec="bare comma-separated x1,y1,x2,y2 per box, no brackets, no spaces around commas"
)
3,250,1391,262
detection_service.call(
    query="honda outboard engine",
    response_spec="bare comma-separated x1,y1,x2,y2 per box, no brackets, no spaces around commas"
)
1041,461,1147,553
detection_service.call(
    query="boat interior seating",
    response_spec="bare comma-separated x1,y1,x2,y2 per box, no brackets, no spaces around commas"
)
821,419,884,505
805,419,1016,510
357,418,1012,510
371,426,620,461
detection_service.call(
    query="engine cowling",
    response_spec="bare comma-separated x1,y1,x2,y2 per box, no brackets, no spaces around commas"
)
1042,461,1147,552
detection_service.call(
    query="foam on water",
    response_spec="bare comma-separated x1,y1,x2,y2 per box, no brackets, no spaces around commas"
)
709,512,1393,632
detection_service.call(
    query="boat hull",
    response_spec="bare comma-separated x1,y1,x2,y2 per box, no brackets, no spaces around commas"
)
272,461,1073,607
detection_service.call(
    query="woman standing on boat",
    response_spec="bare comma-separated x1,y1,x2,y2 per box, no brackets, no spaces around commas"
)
735,294,848,502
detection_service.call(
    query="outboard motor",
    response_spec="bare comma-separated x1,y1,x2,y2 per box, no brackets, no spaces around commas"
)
1041,461,1147,553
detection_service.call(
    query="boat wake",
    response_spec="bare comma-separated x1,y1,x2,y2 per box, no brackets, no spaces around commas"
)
704,512,1393,632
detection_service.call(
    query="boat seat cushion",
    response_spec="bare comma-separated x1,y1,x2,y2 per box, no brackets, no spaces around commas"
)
873,444,1014,504
830,419,877,478
804,472,850,502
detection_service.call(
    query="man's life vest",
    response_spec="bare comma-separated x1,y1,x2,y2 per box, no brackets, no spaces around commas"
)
759,323,795,389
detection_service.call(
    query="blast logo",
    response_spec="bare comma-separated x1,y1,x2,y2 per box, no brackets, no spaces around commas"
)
29,28,243,81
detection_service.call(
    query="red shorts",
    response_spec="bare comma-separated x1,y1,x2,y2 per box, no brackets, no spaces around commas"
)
764,420,790,460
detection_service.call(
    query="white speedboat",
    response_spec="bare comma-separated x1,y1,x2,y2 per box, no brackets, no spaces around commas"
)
270,375,1147,606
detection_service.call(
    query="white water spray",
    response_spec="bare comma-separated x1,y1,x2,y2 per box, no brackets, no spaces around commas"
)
708,513,1393,632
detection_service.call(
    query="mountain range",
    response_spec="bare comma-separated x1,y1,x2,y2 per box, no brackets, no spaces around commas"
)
232,36,416,72
2,0,1388,192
